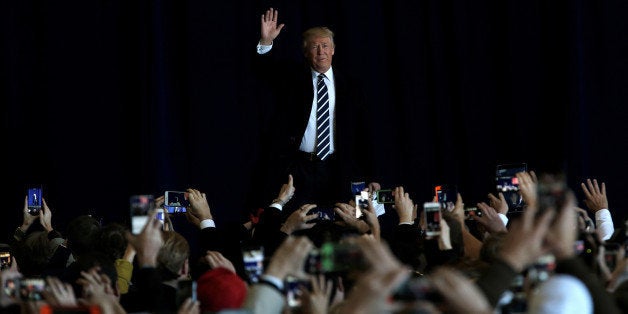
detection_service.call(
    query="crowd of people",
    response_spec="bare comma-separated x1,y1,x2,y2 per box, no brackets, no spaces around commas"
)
2,7,626,314
1,169,627,314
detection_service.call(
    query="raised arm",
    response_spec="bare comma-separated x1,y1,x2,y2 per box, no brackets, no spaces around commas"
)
581,178,614,241
259,8,285,46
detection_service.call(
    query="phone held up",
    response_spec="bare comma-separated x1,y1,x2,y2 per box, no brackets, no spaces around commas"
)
376,189,394,204
242,246,264,284
434,184,457,211
423,202,441,237
129,195,157,234
27,185,43,216
309,206,336,222
1,244,11,271
286,276,311,309
164,191,190,214
495,163,527,212
355,191,369,219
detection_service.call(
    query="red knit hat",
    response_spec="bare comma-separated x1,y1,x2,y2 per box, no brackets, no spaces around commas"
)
196,267,248,312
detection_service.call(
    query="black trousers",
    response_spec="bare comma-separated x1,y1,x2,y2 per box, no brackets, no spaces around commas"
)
281,151,349,216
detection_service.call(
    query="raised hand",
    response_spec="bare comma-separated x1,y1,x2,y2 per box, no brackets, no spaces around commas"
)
280,204,318,235
450,193,465,226
581,178,608,213
204,251,236,273
274,174,295,205
334,203,370,234
516,171,537,209
301,274,333,314
125,209,164,267
339,237,410,314
186,188,213,226
21,195,37,231
264,236,314,280
498,197,556,272
260,8,285,45
392,186,414,224
39,198,54,232
42,276,78,307
76,267,125,313
487,192,508,215
362,199,381,241
474,202,507,234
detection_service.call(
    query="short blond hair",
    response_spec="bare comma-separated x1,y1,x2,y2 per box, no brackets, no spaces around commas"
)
157,231,190,280
302,27,335,51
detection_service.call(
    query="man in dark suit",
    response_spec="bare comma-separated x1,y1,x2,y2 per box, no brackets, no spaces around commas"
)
252,8,380,216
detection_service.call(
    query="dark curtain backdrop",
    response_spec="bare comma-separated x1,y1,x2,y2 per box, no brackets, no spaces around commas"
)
3,0,628,239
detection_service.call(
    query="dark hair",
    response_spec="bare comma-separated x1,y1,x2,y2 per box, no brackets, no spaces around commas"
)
95,222,129,260
12,231,54,277
66,215,101,257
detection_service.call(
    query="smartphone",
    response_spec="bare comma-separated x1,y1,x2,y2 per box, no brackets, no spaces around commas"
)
310,206,335,222
376,189,394,204
496,163,527,212
3,278,19,300
242,246,264,284
355,191,369,219
604,243,621,272
0,251,11,271
19,277,45,301
164,191,190,214
305,248,323,274
175,279,197,309
423,202,441,237
464,206,482,220
435,185,457,211
536,173,568,216
129,195,156,234
286,276,311,308
27,185,43,216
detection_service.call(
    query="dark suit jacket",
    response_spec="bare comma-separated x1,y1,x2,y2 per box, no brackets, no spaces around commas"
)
253,48,374,206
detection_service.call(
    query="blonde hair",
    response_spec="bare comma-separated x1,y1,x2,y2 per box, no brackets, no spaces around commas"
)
302,27,335,51
157,231,190,280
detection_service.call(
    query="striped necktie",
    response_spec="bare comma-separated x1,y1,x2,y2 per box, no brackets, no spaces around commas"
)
316,74,331,161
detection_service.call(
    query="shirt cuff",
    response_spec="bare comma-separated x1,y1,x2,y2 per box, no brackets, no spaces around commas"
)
498,213,509,227
595,208,611,220
256,42,272,54
200,219,216,229
270,203,283,211
398,222,414,226
260,274,284,291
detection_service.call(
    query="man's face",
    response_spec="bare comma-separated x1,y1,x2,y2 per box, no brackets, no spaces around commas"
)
304,36,335,73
